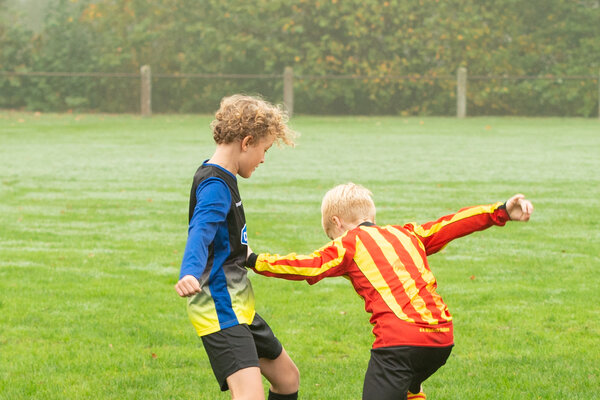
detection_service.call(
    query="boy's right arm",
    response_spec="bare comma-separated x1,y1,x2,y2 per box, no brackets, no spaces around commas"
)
175,178,231,297
246,238,348,284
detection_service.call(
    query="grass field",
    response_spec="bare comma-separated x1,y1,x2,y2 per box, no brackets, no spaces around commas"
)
1,111,599,399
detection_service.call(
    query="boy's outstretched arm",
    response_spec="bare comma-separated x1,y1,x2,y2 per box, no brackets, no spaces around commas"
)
404,193,533,255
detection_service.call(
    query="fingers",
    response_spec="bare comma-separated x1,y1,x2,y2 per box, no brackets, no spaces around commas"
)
507,193,533,222
507,193,524,209
175,284,186,297
174,275,202,297
520,198,534,221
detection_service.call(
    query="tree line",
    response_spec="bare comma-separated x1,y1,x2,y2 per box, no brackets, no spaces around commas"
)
1,0,599,116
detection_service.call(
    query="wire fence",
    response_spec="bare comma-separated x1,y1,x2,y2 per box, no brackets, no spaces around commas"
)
1,68,598,118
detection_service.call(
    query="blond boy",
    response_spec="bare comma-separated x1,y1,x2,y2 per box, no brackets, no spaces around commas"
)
247,183,533,400
175,95,299,400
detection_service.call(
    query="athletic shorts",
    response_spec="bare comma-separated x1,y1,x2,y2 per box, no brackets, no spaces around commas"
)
201,313,283,391
362,345,453,400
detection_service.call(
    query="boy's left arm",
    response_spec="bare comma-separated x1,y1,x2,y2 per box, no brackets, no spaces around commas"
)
405,193,533,255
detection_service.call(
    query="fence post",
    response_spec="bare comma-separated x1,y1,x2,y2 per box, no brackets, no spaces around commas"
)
457,67,467,118
140,65,152,117
283,66,294,118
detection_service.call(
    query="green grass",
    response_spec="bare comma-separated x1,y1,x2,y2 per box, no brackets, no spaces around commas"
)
1,111,599,399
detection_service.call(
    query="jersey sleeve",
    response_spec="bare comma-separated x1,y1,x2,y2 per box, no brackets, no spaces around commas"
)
179,178,231,280
247,238,348,285
402,202,510,255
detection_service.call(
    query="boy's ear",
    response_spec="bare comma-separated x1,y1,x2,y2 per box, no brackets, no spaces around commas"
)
241,135,253,151
331,216,343,230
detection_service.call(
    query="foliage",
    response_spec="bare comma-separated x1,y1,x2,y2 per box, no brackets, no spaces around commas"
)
0,3,34,109
0,0,599,115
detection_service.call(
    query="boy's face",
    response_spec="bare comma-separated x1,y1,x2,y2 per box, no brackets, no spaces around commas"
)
238,135,275,178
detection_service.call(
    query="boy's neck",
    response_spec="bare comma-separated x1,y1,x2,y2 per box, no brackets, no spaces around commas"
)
207,144,240,176
343,217,374,232
351,218,374,229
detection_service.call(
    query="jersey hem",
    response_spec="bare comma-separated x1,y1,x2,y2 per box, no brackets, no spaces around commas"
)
192,312,256,337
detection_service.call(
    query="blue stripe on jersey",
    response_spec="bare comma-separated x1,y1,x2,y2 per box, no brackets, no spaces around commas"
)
209,220,238,328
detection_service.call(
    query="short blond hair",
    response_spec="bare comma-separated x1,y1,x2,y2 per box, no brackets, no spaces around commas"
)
210,94,296,146
321,183,376,239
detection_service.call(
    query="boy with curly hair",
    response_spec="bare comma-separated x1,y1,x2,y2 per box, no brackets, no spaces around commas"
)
247,183,533,400
175,94,299,400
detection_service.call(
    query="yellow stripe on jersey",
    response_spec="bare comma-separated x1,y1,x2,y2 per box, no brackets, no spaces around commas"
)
384,226,452,323
412,202,503,238
364,227,437,324
256,239,346,277
187,296,221,336
231,284,256,327
187,281,256,337
354,236,415,323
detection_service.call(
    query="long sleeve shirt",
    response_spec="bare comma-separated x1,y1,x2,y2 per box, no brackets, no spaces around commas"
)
247,203,510,348
180,162,255,337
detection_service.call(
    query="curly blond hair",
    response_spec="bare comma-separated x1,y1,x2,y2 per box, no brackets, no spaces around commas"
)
210,94,296,146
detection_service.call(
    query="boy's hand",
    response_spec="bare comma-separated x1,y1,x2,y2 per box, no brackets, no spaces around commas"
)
175,275,202,297
506,194,533,222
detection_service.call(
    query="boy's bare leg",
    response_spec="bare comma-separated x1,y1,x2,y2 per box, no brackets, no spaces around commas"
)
259,348,300,395
227,367,265,400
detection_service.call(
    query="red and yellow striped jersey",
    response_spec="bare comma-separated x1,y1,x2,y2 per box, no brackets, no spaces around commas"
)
249,202,510,348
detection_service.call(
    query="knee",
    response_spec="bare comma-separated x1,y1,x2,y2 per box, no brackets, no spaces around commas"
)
284,362,301,391
273,361,300,393
289,362,300,389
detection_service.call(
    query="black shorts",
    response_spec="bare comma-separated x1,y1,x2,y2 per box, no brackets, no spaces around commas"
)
362,345,453,400
201,313,283,391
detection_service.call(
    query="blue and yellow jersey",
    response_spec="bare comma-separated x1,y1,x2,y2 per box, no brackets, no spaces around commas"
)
248,203,510,348
180,162,254,337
